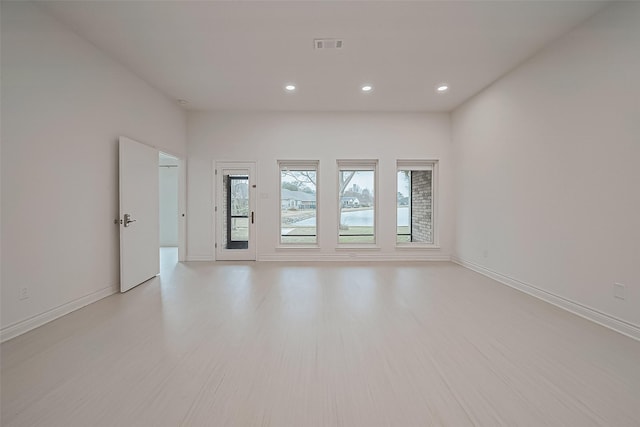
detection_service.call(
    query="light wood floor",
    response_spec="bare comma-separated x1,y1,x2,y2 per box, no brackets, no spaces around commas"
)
2,249,639,426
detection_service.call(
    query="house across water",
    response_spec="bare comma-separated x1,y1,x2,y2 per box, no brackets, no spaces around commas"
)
281,188,317,210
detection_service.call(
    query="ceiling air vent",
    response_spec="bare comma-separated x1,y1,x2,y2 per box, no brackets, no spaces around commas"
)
314,39,343,50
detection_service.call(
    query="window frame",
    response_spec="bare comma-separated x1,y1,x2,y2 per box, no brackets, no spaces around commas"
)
336,159,379,247
277,160,320,248
396,159,439,248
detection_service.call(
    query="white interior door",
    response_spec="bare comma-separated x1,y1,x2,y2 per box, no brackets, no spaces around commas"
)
215,162,256,261
119,136,159,292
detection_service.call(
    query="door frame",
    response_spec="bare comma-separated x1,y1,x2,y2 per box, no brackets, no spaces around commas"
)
214,161,257,261
158,150,187,262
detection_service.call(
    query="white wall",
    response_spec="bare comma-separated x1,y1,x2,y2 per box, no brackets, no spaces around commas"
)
1,2,187,338
187,112,453,261
159,155,179,247
452,2,640,331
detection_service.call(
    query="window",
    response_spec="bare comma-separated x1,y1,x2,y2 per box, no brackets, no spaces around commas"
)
279,161,318,245
397,160,437,245
337,160,378,244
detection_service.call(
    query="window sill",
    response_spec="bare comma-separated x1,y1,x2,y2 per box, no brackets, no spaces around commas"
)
276,245,320,250
335,245,381,251
395,244,440,250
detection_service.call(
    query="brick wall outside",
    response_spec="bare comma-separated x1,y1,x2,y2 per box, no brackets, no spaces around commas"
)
411,170,433,243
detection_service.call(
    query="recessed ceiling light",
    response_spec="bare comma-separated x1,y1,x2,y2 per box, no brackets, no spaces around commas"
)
361,85,373,92
285,84,296,92
177,99,188,105
436,84,449,93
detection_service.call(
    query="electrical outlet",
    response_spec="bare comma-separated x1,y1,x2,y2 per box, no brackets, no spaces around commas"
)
19,287,29,300
613,283,626,300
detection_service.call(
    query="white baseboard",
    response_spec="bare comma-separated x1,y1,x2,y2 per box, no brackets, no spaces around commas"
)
186,253,450,262
259,253,451,262
185,255,215,261
451,256,640,341
1,285,118,343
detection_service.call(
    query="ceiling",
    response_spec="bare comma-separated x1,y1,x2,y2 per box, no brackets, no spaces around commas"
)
37,1,607,112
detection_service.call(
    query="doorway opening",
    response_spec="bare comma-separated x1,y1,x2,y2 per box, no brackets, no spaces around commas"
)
159,152,184,266
118,136,186,292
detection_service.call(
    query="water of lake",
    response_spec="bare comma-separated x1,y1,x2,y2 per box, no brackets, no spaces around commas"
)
292,207,409,226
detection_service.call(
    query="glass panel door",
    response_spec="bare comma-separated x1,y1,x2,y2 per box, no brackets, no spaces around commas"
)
216,162,256,260
226,175,249,249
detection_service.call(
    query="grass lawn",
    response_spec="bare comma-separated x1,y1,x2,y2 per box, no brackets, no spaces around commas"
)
397,226,410,243
280,226,317,244
338,226,374,244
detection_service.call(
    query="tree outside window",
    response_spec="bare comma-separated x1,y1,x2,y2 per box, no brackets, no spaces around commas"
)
337,160,377,244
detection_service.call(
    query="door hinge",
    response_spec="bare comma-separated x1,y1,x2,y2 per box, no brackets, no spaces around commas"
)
215,243,217,248
214,206,217,212
215,169,217,175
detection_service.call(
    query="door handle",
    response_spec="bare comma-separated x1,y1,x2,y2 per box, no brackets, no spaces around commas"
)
124,213,137,227
251,211,254,224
